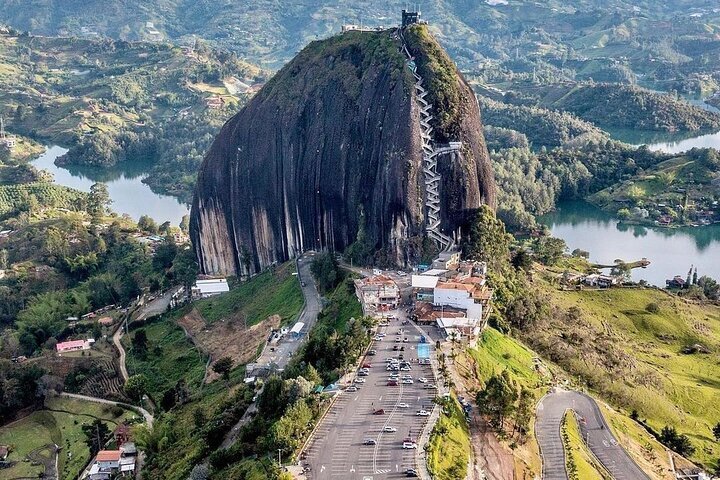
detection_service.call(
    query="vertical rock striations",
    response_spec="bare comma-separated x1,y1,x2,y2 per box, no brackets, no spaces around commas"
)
191,27,496,276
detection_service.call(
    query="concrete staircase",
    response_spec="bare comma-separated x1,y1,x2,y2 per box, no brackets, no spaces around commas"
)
400,31,458,252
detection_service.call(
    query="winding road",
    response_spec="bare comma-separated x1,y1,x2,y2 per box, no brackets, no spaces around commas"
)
59,392,153,427
536,388,649,480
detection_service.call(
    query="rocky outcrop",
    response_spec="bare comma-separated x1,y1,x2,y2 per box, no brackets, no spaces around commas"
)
191,27,495,276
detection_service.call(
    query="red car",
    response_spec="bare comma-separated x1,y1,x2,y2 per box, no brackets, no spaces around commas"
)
373,408,385,415
387,380,398,386
362,363,372,368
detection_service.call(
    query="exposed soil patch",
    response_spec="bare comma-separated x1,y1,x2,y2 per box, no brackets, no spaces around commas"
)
177,308,280,382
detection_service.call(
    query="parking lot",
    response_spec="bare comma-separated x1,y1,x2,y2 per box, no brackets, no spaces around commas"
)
304,317,437,478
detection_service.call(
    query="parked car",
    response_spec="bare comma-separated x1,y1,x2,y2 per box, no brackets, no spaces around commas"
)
373,408,385,415
418,377,428,383
363,438,377,445
416,410,430,416
368,349,377,356
397,402,410,408
346,386,358,392
401,379,413,384
354,378,366,383
402,442,417,449
362,363,372,368
387,380,398,386
383,426,397,433
405,468,418,477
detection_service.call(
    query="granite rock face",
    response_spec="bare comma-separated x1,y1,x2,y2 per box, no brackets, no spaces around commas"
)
191,29,495,276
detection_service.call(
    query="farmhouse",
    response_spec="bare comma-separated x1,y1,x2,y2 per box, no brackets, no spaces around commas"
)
56,338,94,353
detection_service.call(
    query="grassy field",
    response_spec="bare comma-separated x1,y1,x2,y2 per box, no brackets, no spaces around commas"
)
124,316,208,402
195,262,303,326
0,396,132,480
562,411,608,480
464,327,547,477
533,280,720,468
468,327,546,389
427,395,471,480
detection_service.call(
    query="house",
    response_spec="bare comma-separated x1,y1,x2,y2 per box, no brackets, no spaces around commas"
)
583,274,618,288
205,96,224,109
411,274,440,302
354,275,399,312
88,448,136,480
0,445,9,461
436,317,482,342
666,275,686,289
432,251,461,270
433,282,484,321
192,278,230,298
56,338,94,353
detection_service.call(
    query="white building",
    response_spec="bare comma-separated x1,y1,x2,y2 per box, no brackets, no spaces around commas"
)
432,251,461,270
192,278,230,298
433,282,483,321
289,321,305,337
436,317,482,341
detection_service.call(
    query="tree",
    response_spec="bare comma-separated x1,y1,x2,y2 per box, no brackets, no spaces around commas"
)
193,407,206,430
713,422,720,442
173,248,199,301
476,371,518,428
131,329,148,356
0,249,7,270
463,205,513,273
88,183,111,218
257,375,288,418
310,252,340,292
514,388,534,437
188,464,210,480
124,374,149,401
659,425,695,457
138,215,158,234
82,418,111,455
212,357,233,381
179,215,190,234
532,236,566,265
158,221,172,234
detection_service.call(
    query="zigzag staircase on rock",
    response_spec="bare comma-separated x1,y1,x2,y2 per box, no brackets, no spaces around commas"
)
399,29,458,252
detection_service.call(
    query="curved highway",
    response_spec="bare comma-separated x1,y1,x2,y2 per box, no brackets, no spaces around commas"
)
536,389,649,480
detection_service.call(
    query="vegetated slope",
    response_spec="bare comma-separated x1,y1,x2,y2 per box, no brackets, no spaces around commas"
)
191,27,495,276
539,83,720,132
526,275,720,468
479,95,607,148
0,30,266,200
0,396,132,480
1,0,719,73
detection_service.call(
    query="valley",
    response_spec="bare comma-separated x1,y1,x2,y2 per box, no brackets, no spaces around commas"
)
0,3,719,480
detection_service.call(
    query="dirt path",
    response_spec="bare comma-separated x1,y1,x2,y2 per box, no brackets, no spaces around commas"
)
59,392,153,427
442,343,516,480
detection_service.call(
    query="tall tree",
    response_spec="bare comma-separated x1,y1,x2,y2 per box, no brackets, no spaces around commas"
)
82,419,111,455
89,183,112,217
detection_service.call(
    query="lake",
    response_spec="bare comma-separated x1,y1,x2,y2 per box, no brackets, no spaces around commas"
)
32,146,190,226
538,201,720,286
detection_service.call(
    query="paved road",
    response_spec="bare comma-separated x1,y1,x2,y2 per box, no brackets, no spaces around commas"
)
222,253,322,449
305,321,437,478
536,389,649,480
59,392,153,427
113,289,177,383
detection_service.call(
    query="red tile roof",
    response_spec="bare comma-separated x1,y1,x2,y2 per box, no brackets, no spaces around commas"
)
97,450,121,462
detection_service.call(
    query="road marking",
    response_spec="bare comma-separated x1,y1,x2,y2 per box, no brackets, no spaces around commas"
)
350,465,355,472
321,465,325,473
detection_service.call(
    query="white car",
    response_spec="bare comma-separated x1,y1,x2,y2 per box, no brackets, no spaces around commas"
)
374,336,383,341
402,379,413,384
397,402,410,408
402,442,417,449
400,366,411,371
383,426,397,433
418,377,428,383
416,410,430,416
346,386,358,392
354,378,366,383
